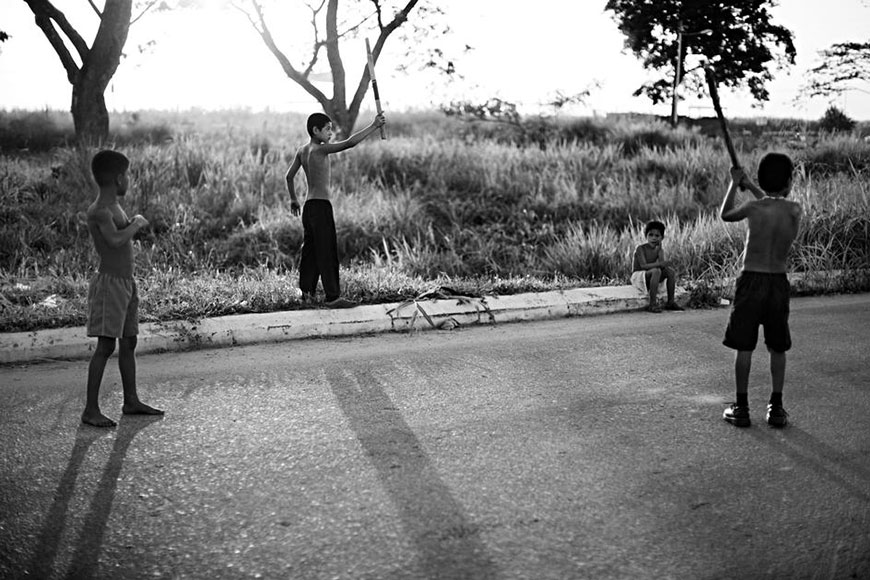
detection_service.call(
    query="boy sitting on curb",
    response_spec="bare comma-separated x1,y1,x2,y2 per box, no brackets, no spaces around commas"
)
631,220,684,313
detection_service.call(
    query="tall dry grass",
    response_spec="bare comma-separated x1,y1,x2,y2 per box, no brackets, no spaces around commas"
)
1,109,868,331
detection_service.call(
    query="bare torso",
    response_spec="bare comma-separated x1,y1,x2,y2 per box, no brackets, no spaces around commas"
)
299,143,331,200
87,201,135,278
741,197,801,273
633,243,661,271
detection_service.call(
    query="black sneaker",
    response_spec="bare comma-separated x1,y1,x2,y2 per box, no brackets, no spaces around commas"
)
664,302,685,311
766,404,789,428
723,404,751,427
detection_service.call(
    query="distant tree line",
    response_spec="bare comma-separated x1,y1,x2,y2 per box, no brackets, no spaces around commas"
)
12,0,869,144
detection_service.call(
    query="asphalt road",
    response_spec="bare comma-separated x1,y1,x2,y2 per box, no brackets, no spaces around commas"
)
1,294,869,580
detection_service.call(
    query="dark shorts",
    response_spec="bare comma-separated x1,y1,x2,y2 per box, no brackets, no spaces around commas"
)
87,273,139,338
723,271,791,352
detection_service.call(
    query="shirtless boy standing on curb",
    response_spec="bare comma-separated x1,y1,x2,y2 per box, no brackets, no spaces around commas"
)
720,153,801,428
83,150,163,428
285,112,386,308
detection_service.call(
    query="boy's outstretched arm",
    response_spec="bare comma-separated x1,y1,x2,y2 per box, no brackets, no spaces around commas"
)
285,150,302,216
323,114,386,154
720,167,752,222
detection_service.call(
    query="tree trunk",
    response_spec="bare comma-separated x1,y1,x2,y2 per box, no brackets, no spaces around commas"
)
330,107,355,139
72,0,131,144
25,0,132,143
71,83,111,145
70,0,133,143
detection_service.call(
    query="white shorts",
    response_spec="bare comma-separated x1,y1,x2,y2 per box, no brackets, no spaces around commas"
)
631,270,667,296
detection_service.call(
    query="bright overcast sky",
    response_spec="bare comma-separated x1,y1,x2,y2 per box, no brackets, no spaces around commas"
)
2,0,869,120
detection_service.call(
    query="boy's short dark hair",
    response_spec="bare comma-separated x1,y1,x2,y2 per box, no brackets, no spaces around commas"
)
644,220,665,236
91,150,130,186
757,152,794,195
307,113,332,137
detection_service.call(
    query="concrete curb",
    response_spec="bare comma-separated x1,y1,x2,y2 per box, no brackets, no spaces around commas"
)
0,285,688,364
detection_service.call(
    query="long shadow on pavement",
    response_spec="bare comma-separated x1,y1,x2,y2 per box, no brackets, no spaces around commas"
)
26,425,110,579
27,415,163,580
744,424,870,503
327,366,499,580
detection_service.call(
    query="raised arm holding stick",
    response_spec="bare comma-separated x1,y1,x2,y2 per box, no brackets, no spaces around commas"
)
703,63,765,198
366,38,386,140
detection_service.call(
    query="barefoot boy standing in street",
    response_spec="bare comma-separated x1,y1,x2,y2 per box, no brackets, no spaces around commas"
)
285,112,386,308
83,150,163,428
720,153,801,428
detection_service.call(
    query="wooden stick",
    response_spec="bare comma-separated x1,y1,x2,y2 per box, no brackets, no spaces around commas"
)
703,63,739,168
365,38,386,140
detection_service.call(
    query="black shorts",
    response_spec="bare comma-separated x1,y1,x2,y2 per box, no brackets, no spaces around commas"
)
723,271,791,352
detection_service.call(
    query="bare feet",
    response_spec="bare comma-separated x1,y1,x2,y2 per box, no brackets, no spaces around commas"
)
122,401,165,416
81,410,118,428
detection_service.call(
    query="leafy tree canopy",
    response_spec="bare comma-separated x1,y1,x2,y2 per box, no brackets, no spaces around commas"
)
804,41,870,99
605,0,796,105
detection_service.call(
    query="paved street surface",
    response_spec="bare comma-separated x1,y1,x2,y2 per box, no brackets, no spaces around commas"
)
1,294,869,580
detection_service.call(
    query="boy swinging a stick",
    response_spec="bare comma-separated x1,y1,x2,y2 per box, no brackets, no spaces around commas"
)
720,154,801,428
704,65,801,427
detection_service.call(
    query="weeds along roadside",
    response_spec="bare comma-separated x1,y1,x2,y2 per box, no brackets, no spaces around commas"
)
1,110,869,332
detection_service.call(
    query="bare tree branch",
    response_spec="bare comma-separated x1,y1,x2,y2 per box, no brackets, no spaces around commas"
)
24,0,90,64
239,0,430,134
23,0,86,82
349,0,419,116
336,11,375,42
302,0,327,77
370,0,384,29
237,0,328,104
86,0,102,18
131,0,162,25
